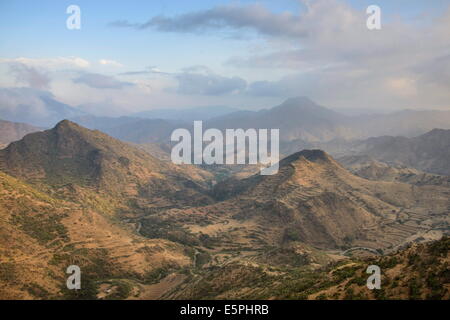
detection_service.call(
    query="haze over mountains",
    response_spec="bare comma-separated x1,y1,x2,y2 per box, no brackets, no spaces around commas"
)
2,96,450,188
68,97,450,145
134,106,239,122
0,88,86,128
0,119,40,147
347,129,450,176
2,96,450,142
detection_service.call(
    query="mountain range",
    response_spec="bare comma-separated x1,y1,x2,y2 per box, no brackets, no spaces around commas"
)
206,97,450,142
346,129,450,176
66,97,450,146
0,104,449,300
3,94,450,145
133,105,239,122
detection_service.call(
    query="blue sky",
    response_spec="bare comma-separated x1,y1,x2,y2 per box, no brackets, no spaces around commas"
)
1,0,446,71
1,0,449,116
1,0,302,75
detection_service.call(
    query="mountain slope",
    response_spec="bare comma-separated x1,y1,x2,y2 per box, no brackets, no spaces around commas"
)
170,237,449,300
338,155,450,186
208,97,348,142
309,236,450,300
207,98,450,143
154,150,449,251
0,120,213,212
355,129,450,176
0,119,40,145
0,171,191,299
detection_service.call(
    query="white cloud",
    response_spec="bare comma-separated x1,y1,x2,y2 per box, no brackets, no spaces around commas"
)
99,59,123,67
0,57,90,69
2,1,450,114
8,63,51,89
107,0,450,110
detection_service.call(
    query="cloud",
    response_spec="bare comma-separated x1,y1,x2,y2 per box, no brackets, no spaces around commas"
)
0,87,51,117
73,73,134,89
119,66,170,76
0,87,85,127
8,63,51,89
221,0,450,110
0,56,91,90
110,0,450,109
0,57,90,69
109,4,305,38
3,2,450,113
119,70,151,76
246,80,289,97
173,67,247,96
99,59,123,67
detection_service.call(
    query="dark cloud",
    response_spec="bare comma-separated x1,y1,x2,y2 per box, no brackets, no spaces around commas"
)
73,73,134,89
108,20,137,28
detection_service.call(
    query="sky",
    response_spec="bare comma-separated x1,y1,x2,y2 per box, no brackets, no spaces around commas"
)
0,0,450,117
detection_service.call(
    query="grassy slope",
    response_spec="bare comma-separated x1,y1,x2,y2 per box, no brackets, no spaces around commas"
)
0,171,191,300
168,237,449,300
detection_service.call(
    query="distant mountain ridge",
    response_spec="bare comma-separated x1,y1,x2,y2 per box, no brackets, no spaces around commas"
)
207,97,348,142
0,88,86,128
348,129,450,176
207,97,450,142
0,119,41,145
70,115,179,144
280,128,450,177
338,154,450,186
4,93,449,145
81,97,450,146
134,105,239,122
